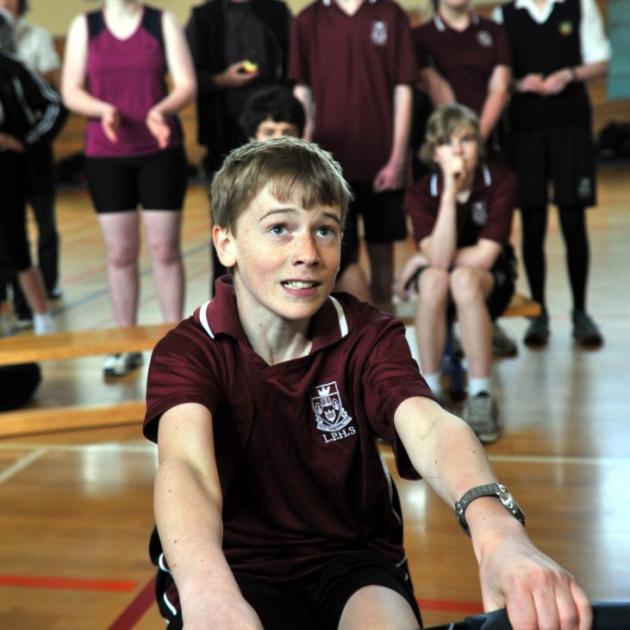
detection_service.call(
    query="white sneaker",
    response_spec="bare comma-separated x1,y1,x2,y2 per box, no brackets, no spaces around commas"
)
102,352,144,377
33,313,55,335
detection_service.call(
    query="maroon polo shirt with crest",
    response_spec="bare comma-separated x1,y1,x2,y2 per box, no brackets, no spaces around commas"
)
288,0,417,181
144,277,433,580
414,14,512,115
407,162,516,248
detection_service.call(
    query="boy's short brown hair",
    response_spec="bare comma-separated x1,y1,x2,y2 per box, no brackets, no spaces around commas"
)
211,137,353,232
419,103,485,167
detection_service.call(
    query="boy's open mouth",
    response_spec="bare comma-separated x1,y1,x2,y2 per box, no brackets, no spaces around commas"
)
282,280,319,289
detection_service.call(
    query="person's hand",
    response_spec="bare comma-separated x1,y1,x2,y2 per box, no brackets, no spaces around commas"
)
437,154,466,193
514,73,546,94
393,252,428,300
183,589,264,630
146,108,171,149
478,530,592,630
540,68,573,96
372,159,404,192
214,61,260,89
101,105,120,143
0,133,25,153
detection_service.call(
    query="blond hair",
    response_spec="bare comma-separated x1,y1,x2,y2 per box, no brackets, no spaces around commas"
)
420,104,485,167
210,137,353,232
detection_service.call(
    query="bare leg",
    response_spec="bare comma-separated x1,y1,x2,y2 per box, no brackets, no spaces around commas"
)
367,241,394,305
98,212,140,327
335,262,372,303
416,268,450,374
17,267,48,314
338,585,419,630
450,267,494,379
143,210,184,323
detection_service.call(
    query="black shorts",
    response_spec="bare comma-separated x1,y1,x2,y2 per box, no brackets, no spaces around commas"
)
86,146,188,213
409,245,516,320
509,125,596,208
152,540,421,630
340,181,408,271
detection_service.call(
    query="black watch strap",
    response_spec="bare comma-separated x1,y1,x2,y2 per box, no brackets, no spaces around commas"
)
455,483,525,535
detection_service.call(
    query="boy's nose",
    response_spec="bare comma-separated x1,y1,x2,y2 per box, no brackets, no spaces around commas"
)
293,233,320,265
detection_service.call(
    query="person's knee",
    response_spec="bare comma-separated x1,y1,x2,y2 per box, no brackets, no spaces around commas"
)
107,242,139,268
338,585,418,630
450,267,485,305
418,267,449,307
148,239,181,266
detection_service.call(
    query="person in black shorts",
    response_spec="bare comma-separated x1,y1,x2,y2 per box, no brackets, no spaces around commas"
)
144,137,591,630
395,104,516,443
495,0,611,347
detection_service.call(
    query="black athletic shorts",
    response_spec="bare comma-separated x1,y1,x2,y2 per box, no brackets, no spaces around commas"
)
509,125,596,208
86,146,188,213
407,245,517,320
340,181,408,272
151,532,422,630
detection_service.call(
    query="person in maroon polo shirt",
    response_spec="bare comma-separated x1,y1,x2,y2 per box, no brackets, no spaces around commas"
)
395,104,517,443
411,0,517,358
288,0,416,306
144,137,591,630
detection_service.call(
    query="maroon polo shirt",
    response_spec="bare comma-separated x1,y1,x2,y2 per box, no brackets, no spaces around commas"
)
414,14,512,115
145,277,433,581
406,162,516,248
288,0,417,181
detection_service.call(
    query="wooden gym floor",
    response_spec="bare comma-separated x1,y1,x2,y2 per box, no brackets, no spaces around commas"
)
1,163,629,629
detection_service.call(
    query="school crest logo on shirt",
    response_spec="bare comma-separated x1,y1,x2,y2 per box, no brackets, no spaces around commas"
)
577,177,593,200
371,21,388,46
559,21,574,37
472,201,488,225
311,381,355,442
477,30,493,47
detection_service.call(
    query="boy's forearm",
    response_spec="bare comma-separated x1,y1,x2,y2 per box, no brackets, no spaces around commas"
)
154,460,240,607
293,84,315,141
423,189,458,268
387,84,412,167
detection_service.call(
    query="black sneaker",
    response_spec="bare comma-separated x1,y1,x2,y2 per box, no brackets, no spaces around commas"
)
523,314,549,346
102,352,144,377
572,311,603,347
492,323,518,358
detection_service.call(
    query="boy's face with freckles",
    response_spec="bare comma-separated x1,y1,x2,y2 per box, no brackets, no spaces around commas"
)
213,182,342,325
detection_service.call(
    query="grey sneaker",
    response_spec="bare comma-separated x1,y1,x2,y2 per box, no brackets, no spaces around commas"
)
103,352,144,377
492,323,518,357
572,311,603,347
523,313,549,346
464,393,500,443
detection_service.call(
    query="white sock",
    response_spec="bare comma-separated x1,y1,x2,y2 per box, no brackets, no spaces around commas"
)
33,313,54,336
469,377,491,397
423,371,443,396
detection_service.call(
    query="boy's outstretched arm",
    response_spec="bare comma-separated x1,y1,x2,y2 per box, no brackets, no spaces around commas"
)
394,396,592,630
155,403,263,630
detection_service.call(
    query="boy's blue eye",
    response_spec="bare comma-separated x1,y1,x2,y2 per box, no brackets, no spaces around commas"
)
269,224,288,236
316,225,338,239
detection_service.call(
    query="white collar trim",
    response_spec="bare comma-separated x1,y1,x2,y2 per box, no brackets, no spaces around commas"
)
199,300,215,339
329,296,349,338
434,12,479,32
322,0,377,6
514,0,565,23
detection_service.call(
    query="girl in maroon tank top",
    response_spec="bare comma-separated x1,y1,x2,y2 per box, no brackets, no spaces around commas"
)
61,1,196,377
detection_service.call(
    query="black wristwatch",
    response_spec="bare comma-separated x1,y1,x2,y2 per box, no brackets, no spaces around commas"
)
455,483,525,535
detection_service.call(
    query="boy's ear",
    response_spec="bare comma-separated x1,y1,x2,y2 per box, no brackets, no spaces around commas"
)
212,224,237,268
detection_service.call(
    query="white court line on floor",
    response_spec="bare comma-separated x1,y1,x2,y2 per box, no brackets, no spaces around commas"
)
0,442,629,467
0,448,47,485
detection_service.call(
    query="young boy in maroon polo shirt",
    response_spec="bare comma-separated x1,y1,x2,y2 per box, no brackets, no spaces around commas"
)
395,104,516,443
144,137,590,629
289,0,416,306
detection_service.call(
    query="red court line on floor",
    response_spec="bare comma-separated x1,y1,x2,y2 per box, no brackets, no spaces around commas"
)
107,577,155,630
419,598,484,614
0,575,136,592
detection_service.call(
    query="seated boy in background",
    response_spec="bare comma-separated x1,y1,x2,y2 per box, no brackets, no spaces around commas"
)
145,137,589,629
239,84,305,141
395,104,517,444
